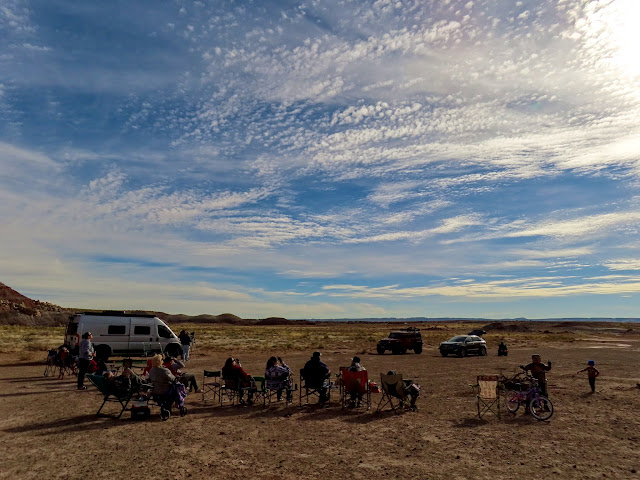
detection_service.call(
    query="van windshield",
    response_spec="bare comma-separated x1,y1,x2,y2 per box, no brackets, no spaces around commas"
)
158,325,173,339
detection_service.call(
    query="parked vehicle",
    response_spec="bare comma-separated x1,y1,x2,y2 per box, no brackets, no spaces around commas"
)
376,327,422,354
467,329,487,336
64,311,182,361
439,335,487,357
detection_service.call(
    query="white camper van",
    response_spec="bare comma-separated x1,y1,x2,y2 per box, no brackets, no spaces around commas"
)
65,311,182,360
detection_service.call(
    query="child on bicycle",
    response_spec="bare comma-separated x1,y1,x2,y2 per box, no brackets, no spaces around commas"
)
577,360,599,393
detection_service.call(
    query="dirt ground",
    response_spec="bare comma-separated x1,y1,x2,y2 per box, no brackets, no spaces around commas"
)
1,324,639,480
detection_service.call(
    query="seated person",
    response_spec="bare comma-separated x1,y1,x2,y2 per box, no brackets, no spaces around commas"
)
142,358,153,376
222,357,255,404
302,351,331,403
163,356,201,393
265,356,292,401
498,341,508,356
147,354,177,397
102,369,144,397
87,358,107,375
346,356,366,407
120,360,148,392
387,370,420,411
348,356,365,372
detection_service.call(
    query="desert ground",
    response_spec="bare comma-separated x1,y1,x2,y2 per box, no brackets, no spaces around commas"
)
1,321,639,480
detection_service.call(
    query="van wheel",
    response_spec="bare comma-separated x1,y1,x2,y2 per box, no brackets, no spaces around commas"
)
95,345,111,361
414,345,422,354
164,343,181,358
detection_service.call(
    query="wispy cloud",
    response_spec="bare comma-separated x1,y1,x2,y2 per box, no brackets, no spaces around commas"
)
3,1,640,317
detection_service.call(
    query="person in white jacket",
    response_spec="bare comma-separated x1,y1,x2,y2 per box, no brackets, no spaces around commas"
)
77,332,94,390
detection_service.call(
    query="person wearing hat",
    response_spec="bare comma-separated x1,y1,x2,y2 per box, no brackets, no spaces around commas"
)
77,331,95,390
521,354,552,397
303,351,331,403
577,360,600,393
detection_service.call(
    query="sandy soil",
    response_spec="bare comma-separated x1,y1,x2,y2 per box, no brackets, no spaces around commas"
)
1,326,639,480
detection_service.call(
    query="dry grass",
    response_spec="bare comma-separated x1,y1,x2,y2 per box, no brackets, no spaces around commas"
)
0,325,65,354
0,321,582,359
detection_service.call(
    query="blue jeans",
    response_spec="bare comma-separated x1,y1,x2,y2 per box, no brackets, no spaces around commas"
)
182,345,190,361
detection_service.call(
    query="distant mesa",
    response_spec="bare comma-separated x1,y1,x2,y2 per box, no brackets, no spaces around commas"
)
483,321,531,332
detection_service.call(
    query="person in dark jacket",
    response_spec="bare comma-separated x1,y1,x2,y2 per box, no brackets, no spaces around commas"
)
178,330,192,361
302,351,331,403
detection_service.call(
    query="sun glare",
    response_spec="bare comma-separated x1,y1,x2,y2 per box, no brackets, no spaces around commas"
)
604,0,640,79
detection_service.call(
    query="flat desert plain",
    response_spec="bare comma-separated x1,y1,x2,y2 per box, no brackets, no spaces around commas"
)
1,322,639,480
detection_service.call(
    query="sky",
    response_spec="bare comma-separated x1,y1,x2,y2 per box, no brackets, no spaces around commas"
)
2,0,640,319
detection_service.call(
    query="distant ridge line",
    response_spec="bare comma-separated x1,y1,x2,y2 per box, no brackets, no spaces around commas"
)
294,317,640,323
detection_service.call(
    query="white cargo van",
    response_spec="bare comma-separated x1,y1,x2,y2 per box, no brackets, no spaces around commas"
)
65,311,182,360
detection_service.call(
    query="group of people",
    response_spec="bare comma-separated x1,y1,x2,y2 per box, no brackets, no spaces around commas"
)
220,355,294,404
72,330,599,414
100,353,199,405
218,351,420,409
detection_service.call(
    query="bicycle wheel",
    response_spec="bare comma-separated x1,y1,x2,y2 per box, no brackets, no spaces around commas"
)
504,390,520,413
529,395,553,421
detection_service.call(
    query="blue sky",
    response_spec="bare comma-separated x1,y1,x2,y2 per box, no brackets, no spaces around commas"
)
2,0,640,318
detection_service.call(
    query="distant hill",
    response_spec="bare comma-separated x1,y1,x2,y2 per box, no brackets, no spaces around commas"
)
0,281,310,326
0,281,70,326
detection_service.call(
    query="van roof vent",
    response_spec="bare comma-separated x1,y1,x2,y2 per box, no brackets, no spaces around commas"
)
79,311,156,318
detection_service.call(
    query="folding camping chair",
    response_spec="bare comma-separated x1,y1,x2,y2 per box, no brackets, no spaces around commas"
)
299,368,331,406
87,373,134,419
220,373,255,405
264,371,294,405
376,373,407,413
251,376,267,405
202,370,223,404
475,374,501,419
339,367,371,410
44,349,58,377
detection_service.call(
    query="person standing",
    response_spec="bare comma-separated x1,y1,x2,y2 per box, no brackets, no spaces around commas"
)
521,354,552,397
77,332,94,390
178,330,191,361
577,360,600,393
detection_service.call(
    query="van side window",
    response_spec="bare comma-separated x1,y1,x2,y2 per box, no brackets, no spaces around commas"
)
157,325,172,339
107,325,126,335
66,323,78,335
134,326,151,335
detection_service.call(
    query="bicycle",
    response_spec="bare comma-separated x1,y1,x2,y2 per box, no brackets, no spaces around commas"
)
503,371,554,421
